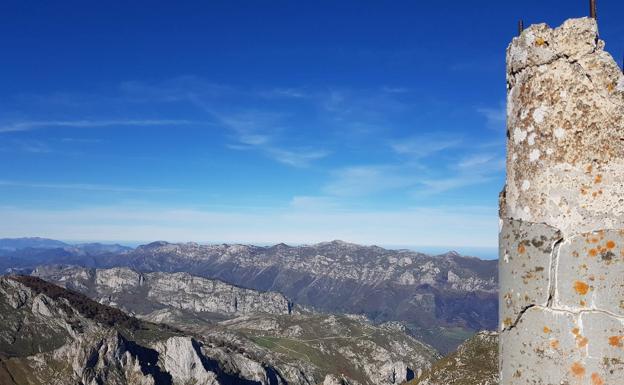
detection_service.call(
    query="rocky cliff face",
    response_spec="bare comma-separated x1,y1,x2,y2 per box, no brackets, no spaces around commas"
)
33,265,292,317
0,276,316,385
31,265,439,385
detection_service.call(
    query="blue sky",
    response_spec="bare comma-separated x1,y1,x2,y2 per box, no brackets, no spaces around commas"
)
1,1,623,256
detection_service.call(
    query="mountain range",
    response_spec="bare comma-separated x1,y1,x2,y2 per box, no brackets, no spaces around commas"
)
31,264,440,384
0,237,500,384
0,238,498,353
1,267,441,384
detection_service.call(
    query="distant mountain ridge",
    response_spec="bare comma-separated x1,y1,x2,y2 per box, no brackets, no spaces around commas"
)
0,237,498,352
0,238,132,273
0,237,69,250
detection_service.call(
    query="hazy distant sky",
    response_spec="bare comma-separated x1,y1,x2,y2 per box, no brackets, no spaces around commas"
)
1,1,623,252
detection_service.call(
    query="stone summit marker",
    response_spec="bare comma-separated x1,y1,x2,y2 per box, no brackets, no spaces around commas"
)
499,17,624,385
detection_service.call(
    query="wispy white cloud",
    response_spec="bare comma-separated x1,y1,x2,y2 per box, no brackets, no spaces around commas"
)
419,175,491,195
323,165,416,197
325,148,505,198
390,134,462,158
60,138,104,143
267,148,330,167
256,87,310,99
417,152,505,195
0,180,178,193
2,139,52,154
0,119,196,133
214,110,329,167
456,153,504,171
477,102,506,130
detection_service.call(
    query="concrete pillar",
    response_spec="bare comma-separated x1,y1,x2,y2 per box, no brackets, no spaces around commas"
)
499,17,624,384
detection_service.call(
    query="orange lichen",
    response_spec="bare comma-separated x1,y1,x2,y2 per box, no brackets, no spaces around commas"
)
571,362,585,377
518,244,526,254
574,281,590,295
606,240,616,249
594,174,603,184
503,318,513,327
591,372,604,385
535,37,546,46
543,326,551,333
589,249,598,257
577,336,589,348
550,339,560,349
609,336,623,347
572,328,580,336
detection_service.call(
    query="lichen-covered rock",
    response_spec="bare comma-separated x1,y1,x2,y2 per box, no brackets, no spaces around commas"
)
500,16,624,385
499,219,561,329
554,229,624,315
503,17,624,237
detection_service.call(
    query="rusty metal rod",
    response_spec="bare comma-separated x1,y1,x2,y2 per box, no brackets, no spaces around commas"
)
590,0,597,19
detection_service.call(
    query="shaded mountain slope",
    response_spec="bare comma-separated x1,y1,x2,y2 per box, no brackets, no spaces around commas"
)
407,331,498,385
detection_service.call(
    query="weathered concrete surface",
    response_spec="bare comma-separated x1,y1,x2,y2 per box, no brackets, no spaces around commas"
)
502,17,624,237
500,306,624,385
500,17,624,385
499,218,561,329
555,230,624,315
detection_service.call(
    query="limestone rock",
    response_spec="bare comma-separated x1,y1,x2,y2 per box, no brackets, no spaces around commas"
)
33,265,292,317
0,276,313,385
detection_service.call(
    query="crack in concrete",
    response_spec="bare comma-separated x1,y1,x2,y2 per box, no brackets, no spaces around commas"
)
500,218,624,333
546,237,564,308
501,304,624,336
501,304,536,332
